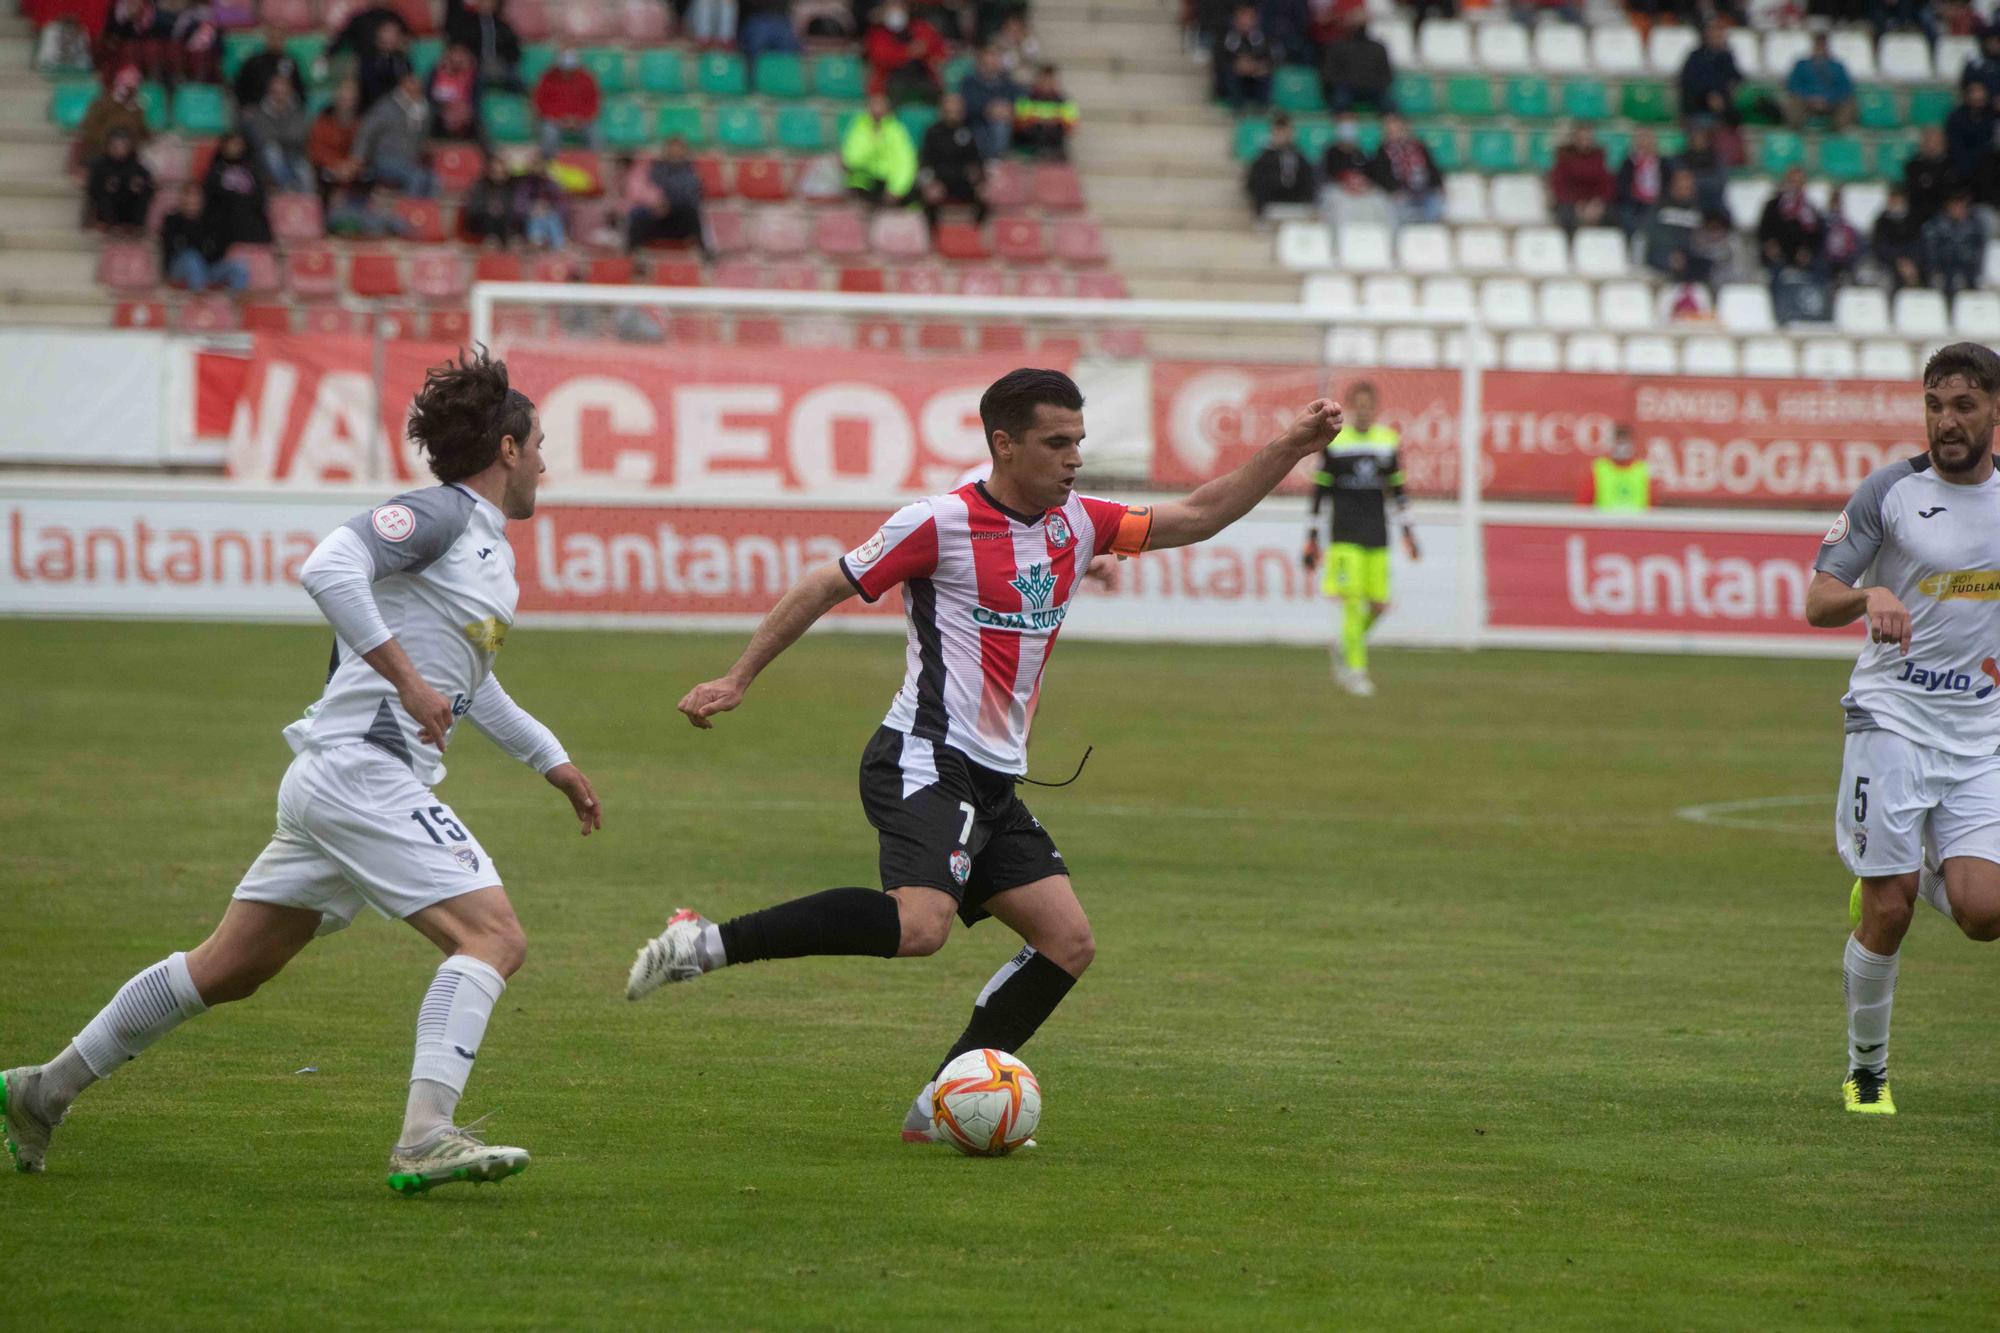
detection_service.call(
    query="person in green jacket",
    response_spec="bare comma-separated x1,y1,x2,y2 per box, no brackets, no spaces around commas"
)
843,92,918,205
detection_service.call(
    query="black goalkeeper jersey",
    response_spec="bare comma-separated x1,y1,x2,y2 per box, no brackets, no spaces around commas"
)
1309,427,1405,549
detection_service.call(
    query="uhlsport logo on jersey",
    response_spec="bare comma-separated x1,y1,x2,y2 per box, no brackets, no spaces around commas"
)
949,849,971,884
1046,513,1073,550
1918,569,2000,601
973,562,1066,631
454,847,481,873
1893,657,2000,699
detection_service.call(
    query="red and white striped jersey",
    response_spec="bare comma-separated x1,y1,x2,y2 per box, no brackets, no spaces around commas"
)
840,482,1152,775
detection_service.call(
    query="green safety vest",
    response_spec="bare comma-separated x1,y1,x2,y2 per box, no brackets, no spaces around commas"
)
1592,457,1651,512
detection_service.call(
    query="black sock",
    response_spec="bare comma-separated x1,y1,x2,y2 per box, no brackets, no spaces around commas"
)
934,947,1079,1078
717,888,900,965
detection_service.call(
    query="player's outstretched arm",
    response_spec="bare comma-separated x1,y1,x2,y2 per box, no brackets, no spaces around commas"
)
467,676,602,835
1147,399,1344,551
679,561,858,729
1806,571,1912,654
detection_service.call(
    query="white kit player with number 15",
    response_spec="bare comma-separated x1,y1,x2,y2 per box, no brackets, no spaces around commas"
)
1807,342,2000,1117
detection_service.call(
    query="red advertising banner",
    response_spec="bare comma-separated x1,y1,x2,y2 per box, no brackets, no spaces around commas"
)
1150,363,1924,509
1483,521,1824,638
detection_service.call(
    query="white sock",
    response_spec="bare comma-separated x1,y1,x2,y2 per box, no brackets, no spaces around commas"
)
38,1045,97,1112
64,953,208,1107
1844,935,1898,1075
917,1079,937,1119
699,923,727,971
400,955,506,1149
1918,863,1952,919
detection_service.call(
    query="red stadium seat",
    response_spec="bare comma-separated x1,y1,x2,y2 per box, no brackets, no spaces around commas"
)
916,321,965,352
587,256,635,284
748,210,809,257
1096,327,1148,357
706,207,749,255
813,209,870,259
838,266,886,292
527,253,579,282
322,0,366,31
693,155,730,198
710,260,760,288
177,296,238,332
474,253,523,283
1031,164,1085,212
856,319,904,351
392,0,436,33
653,260,704,286
98,242,159,293
735,157,791,202
1013,269,1066,299
241,302,292,333
408,253,470,300
935,223,990,262
760,262,821,291
506,0,552,38
735,316,784,345
621,0,669,40
426,308,471,342
955,266,1005,297
286,246,339,297
985,161,1028,210
228,244,281,294
1074,271,1129,300
1039,334,1084,358
668,313,722,342
188,138,218,182
890,265,948,294
113,300,166,328
299,304,357,335
993,217,1047,264
787,317,854,349
869,211,928,259
269,191,323,242
1052,219,1107,267
557,0,614,40
393,198,445,243
371,308,421,339
495,308,544,337
348,252,403,297
433,144,484,194
977,323,1028,352
261,0,315,30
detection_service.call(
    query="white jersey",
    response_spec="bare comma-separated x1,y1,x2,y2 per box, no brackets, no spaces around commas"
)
288,483,524,785
1815,455,2000,757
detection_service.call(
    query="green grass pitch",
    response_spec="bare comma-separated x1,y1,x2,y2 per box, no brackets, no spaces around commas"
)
4,619,1999,1329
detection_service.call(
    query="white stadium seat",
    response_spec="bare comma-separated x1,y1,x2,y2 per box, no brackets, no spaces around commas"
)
1513,226,1571,277
1418,19,1476,70
1397,224,1453,273
1716,283,1777,334
1954,291,2000,340
1742,336,1800,377
1480,277,1537,329
1725,178,1774,231
1682,335,1741,376
1455,226,1509,272
1275,221,1334,271
1858,339,1916,378
1761,30,1810,81
1444,328,1498,368
1360,274,1417,317
1572,227,1629,279
1588,25,1642,75
1502,332,1562,372
1489,174,1548,225
1382,327,1441,368
1421,275,1476,320
1533,24,1590,73
1828,30,1876,79
1337,221,1393,272
1597,280,1655,331
1374,16,1415,66
1893,288,1951,339
1725,28,1763,78
1301,273,1356,313
1476,22,1531,72
1444,173,1490,224
1800,339,1859,378
1325,327,1380,365
1985,239,2000,288
1564,333,1622,373
1622,335,1679,374
1839,182,1887,237
1539,278,1597,330
1937,35,1978,84
1878,32,1933,83
1835,286,1891,336
1644,24,1697,75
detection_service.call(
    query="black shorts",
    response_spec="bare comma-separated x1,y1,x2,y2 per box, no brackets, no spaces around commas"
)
858,726,1068,926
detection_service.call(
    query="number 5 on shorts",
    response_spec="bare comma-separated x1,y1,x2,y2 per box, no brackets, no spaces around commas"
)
1853,776,1869,823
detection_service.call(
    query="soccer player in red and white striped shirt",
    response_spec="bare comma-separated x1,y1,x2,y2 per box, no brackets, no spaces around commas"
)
626,369,1343,1142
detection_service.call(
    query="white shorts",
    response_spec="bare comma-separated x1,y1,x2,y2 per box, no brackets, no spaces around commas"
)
233,744,500,934
1837,728,2000,877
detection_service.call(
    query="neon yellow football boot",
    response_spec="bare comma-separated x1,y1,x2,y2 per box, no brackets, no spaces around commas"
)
1843,1068,1896,1115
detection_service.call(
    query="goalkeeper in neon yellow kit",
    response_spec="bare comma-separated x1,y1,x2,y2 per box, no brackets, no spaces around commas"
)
1302,381,1420,697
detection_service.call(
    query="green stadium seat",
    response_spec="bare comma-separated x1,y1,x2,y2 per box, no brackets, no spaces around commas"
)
896,103,938,142
698,51,747,97
171,83,230,135
480,91,532,143
49,81,95,131
222,31,263,80
1355,120,1383,154
1445,75,1495,118
811,52,866,100
1619,81,1673,124
1855,85,1900,131
1505,77,1551,120
942,55,973,89
1468,128,1518,172
579,47,628,94
715,104,768,149
139,82,169,131
1524,129,1555,172
1908,87,1954,124
1294,118,1334,161
1273,65,1323,113
1418,125,1463,173
1561,79,1610,121
600,95,652,148
754,52,807,98
518,44,558,87
1818,135,1869,181
409,36,444,77
1392,72,1435,117
656,102,706,144
283,35,326,72
774,104,827,151
1875,135,1917,177
636,50,685,95
1736,83,1782,126
1233,116,1270,161
1655,128,1686,156
1759,129,1806,174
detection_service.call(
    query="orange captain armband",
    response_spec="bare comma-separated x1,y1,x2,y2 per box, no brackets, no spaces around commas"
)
1108,504,1152,557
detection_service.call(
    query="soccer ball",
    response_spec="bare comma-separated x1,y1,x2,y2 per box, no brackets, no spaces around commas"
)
933,1049,1041,1156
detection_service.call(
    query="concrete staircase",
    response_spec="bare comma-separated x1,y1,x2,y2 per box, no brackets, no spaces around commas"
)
0,17,103,327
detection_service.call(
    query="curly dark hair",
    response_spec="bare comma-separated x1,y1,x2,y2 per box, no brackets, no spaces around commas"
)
1923,342,2000,395
405,346,535,483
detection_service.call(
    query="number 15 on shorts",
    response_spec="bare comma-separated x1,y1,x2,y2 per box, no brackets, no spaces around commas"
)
409,805,468,844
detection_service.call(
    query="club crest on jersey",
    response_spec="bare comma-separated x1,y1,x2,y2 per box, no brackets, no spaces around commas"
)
949,849,971,884
1854,829,1867,859
1046,514,1073,550
1822,511,1848,545
372,504,416,543
453,847,481,873
848,529,887,567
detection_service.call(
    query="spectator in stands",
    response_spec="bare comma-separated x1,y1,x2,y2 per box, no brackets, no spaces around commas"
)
99,0,165,83
1677,19,1742,125
1510,0,1582,26
1318,115,1391,231
1923,191,1987,295
159,182,247,293
1245,112,1317,216
843,91,919,205
516,152,568,250
626,137,710,253
1643,167,1707,280
242,79,313,193
357,71,438,197
1614,128,1665,237
1214,3,1273,112
1872,185,1925,290
1691,208,1746,286
1014,65,1078,160
1821,186,1863,283
78,65,152,163
738,0,804,68
464,154,522,246
1782,31,1856,129
916,92,991,232
686,0,740,45
1757,166,1825,276
231,25,305,109
444,0,522,89
1367,113,1441,224
959,44,1021,160
1319,17,1394,116
1548,123,1614,236
917,0,977,44
355,19,414,113
1257,0,1310,64
200,130,271,249
1962,29,2000,100
1320,113,1368,179
1904,125,1959,227
427,44,483,143
1668,123,1728,214
864,2,949,102
309,78,365,207
161,0,219,88
1944,80,1995,182
84,128,155,231
990,12,1042,74
330,4,408,67
534,48,603,154
326,179,413,237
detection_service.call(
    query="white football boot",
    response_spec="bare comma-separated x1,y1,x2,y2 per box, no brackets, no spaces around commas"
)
1,1067,58,1174
626,908,712,1001
901,1082,942,1144
386,1126,530,1196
